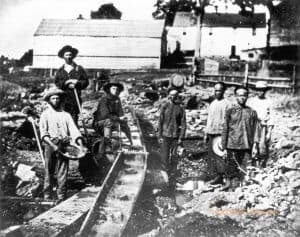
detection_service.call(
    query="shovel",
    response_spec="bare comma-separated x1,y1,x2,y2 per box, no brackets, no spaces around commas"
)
73,88,88,136
28,117,45,168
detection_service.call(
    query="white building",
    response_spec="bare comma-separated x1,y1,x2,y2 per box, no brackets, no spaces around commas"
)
32,19,166,70
167,12,267,60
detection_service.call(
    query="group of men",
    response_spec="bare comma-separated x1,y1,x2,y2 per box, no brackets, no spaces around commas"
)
39,45,130,201
38,44,273,201
205,81,273,189
158,81,273,190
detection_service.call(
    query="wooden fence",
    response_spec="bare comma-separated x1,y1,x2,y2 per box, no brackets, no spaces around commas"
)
196,74,296,92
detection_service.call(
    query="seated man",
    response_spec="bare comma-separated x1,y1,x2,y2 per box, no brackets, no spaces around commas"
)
93,81,132,158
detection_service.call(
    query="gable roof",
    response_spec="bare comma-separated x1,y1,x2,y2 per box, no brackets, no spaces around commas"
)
173,11,266,28
34,19,165,38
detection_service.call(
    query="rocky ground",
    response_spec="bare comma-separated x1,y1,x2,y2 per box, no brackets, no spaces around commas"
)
126,86,300,237
1,74,300,236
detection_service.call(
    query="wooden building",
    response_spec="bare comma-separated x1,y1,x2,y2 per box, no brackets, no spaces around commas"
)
32,19,166,70
167,11,267,62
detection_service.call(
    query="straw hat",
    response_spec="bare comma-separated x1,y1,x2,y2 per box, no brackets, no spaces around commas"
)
212,136,225,157
255,81,269,90
43,87,65,101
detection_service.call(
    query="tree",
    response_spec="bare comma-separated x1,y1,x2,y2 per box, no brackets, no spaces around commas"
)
91,3,122,19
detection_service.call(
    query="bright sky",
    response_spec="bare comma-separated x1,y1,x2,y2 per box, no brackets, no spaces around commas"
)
0,0,268,59
0,0,157,58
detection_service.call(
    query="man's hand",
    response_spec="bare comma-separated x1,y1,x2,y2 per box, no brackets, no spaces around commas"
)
119,116,128,121
252,144,258,158
223,149,228,159
178,138,182,145
204,133,209,143
51,144,59,152
65,79,78,89
68,83,75,89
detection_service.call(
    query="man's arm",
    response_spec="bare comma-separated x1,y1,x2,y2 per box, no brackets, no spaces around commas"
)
221,108,231,150
179,107,186,142
158,103,167,139
75,66,89,90
55,70,69,91
39,113,58,151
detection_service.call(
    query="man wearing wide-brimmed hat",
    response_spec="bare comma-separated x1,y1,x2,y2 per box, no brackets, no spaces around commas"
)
247,81,274,167
55,45,89,124
158,88,186,187
40,86,86,201
93,80,132,159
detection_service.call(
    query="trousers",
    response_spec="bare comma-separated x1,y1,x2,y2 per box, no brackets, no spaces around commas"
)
44,144,69,200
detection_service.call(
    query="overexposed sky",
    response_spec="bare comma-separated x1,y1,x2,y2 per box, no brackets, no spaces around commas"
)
0,0,157,58
0,0,268,59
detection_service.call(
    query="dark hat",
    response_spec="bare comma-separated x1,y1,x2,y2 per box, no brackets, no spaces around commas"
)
58,45,79,58
43,87,65,101
103,81,124,94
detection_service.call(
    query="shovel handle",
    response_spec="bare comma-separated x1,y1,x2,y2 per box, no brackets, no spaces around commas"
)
29,117,45,168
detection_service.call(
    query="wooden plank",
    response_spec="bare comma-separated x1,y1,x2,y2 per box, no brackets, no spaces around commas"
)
76,152,124,237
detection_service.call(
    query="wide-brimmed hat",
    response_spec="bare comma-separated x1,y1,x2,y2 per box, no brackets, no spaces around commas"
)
167,87,180,95
58,45,79,58
212,136,225,157
255,81,269,90
43,87,65,101
103,81,124,94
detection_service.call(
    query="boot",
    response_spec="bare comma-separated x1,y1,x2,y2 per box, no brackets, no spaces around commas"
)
207,175,222,185
220,178,231,191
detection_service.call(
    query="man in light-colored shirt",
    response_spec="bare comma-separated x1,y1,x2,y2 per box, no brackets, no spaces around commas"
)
247,81,274,167
40,87,86,201
205,82,231,184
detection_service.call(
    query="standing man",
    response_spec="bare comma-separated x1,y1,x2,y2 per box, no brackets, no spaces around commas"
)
55,45,89,124
93,81,132,159
247,81,274,167
158,89,186,183
40,87,86,201
205,82,231,184
221,87,259,190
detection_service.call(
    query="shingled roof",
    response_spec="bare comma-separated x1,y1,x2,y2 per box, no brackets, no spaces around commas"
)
173,12,266,28
34,19,165,38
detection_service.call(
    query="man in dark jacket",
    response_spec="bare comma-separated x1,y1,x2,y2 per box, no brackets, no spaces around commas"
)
221,87,259,190
93,81,132,158
158,89,186,179
55,45,89,124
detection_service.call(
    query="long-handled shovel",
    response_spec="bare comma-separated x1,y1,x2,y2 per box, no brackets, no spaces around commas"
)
28,117,45,168
73,88,88,136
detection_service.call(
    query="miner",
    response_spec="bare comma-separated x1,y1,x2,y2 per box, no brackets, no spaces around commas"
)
205,82,231,185
158,89,186,185
247,81,274,167
40,87,86,201
221,87,259,190
93,80,132,159
55,45,89,124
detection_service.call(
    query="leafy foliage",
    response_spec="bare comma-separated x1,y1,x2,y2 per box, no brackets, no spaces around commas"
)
91,3,122,19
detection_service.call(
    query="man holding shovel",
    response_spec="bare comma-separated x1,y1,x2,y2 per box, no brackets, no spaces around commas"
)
55,45,89,124
39,87,86,201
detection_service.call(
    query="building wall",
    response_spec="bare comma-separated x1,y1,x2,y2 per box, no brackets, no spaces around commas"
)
167,26,267,57
33,36,162,69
